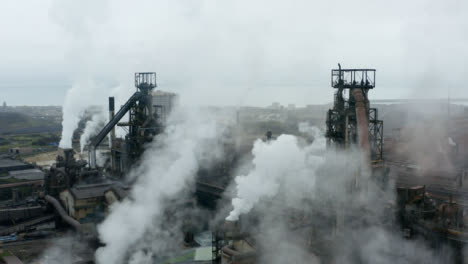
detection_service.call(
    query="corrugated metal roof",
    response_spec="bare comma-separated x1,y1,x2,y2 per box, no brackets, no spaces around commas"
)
2,255,23,264
0,159,32,170
105,185,129,200
8,168,44,180
70,183,113,200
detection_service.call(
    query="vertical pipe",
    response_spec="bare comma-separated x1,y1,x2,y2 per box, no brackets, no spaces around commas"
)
109,97,115,171
352,88,370,164
109,97,115,149
89,145,96,169
345,114,349,148
147,91,153,122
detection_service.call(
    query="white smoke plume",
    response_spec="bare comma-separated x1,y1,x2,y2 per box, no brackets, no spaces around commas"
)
226,133,325,221
298,121,320,136
95,106,228,264
58,81,94,148
34,235,90,264
80,108,107,152
224,128,455,263
51,0,111,149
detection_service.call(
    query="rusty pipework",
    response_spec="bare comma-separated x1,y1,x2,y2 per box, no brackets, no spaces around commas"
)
352,88,371,163
222,245,256,262
45,195,81,230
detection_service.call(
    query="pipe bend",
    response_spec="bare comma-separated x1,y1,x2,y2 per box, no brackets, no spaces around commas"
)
45,195,81,230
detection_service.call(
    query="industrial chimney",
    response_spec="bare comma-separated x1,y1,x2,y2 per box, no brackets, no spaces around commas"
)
108,97,116,149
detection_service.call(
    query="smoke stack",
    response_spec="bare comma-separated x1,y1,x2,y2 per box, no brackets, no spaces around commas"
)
58,148,73,160
351,88,371,180
109,97,116,149
109,97,116,171
58,148,75,167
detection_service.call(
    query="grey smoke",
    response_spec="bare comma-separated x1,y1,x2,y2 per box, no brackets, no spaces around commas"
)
80,108,107,152
58,81,93,148
226,133,325,221
225,127,454,263
95,106,229,264
34,234,90,264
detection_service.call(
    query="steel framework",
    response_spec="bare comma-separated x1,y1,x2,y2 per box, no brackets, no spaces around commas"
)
326,64,383,162
369,108,383,161
88,72,158,169
212,230,224,264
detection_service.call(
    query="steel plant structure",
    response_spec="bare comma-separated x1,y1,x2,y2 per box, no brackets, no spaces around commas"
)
326,64,383,164
88,72,159,171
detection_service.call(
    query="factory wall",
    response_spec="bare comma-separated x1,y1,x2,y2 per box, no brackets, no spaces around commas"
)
60,190,75,218
59,190,105,223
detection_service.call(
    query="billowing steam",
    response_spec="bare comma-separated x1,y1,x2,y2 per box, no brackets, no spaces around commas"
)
95,106,228,264
226,133,325,221
51,0,110,149
80,109,107,152
59,82,89,148
35,234,89,264
224,127,454,263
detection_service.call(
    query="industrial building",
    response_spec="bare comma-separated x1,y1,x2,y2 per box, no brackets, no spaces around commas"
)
0,68,467,263
210,65,468,264
59,183,111,224
0,158,33,173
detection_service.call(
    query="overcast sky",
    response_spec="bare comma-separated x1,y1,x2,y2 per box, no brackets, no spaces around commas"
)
0,0,467,107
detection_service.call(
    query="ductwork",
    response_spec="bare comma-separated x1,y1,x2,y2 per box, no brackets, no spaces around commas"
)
45,195,81,230
352,88,370,163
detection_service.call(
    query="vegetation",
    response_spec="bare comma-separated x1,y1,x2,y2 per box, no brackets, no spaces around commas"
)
0,112,61,134
0,250,13,257
0,133,59,154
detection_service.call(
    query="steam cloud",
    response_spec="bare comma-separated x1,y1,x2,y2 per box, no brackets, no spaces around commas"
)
58,82,90,148
42,1,467,263
79,108,107,152
226,132,325,221
95,106,228,264
224,126,454,263
35,234,90,264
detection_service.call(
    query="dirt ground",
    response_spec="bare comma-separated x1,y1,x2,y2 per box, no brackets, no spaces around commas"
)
23,151,58,168
1,238,53,263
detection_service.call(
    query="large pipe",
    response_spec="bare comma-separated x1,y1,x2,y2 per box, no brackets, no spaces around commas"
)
89,91,142,168
352,88,370,163
109,97,116,171
88,146,97,169
45,195,81,230
221,245,256,262
109,97,116,149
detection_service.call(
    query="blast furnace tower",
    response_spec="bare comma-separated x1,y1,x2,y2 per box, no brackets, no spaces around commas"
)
325,64,383,164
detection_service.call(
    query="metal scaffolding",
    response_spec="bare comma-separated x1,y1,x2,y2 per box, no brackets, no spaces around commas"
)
326,64,383,163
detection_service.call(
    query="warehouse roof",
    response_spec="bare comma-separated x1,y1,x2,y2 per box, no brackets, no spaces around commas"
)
105,185,129,200
0,159,32,172
8,168,44,180
69,183,113,200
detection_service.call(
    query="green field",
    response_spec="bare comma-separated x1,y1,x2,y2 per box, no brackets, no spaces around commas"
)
0,133,59,154
0,112,61,134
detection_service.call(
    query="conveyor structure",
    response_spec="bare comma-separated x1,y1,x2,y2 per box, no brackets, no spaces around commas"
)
88,72,157,169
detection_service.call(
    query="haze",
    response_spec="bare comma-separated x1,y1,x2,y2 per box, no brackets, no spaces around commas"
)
0,0,467,106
